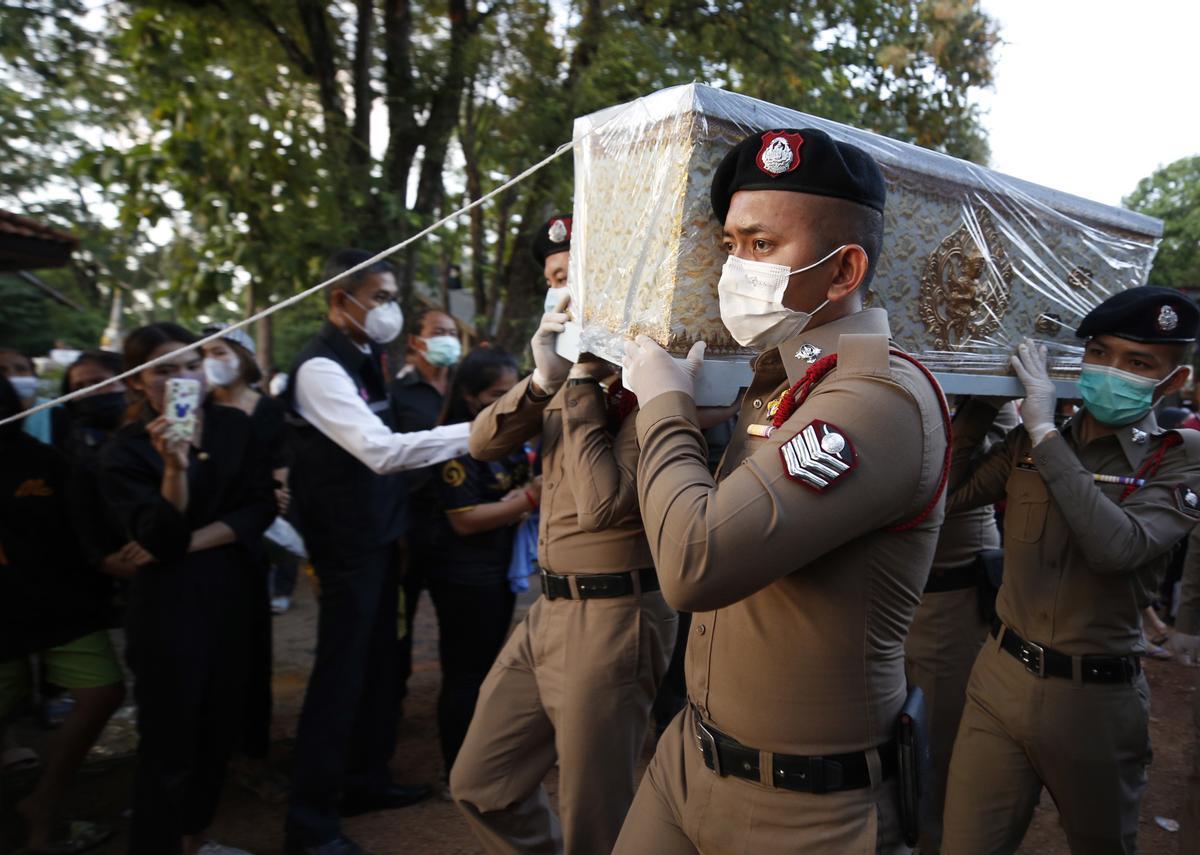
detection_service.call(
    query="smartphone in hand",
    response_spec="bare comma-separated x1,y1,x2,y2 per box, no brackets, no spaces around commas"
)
164,378,201,443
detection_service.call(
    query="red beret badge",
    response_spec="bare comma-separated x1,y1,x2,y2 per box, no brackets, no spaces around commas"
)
756,131,804,177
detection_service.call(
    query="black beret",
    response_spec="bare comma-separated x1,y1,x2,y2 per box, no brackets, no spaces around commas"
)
531,214,572,266
1075,286,1199,344
710,128,886,224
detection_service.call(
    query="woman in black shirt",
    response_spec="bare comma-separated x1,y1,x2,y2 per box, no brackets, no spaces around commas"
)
100,323,274,855
431,348,538,782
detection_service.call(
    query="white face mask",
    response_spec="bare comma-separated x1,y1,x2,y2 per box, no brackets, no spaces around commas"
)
8,375,38,402
544,285,570,315
717,245,848,348
203,356,241,387
422,335,462,367
346,296,404,344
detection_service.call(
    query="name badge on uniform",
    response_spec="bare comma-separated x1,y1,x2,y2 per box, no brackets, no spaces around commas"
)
779,420,857,492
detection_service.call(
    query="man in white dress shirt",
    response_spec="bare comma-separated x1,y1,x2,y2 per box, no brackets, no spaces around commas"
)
281,250,471,855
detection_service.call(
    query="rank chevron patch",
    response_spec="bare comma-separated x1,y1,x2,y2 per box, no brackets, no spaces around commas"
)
778,420,857,491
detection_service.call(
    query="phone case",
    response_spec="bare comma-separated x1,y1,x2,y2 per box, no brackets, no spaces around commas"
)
164,378,201,443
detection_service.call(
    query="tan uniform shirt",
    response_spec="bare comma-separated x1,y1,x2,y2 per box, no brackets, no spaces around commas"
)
931,403,1018,571
635,308,948,755
469,375,652,573
1179,524,1200,635
949,401,1200,656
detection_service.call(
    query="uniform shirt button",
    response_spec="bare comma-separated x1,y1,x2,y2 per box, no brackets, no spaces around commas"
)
752,398,763,409
568,399,578,408
538,538,546,546
696,624,706,636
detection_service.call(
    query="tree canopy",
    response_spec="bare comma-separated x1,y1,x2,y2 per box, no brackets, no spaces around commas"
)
1125,155,1200,293
1,0,1001,366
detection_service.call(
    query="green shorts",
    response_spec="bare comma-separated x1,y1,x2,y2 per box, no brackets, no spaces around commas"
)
0,630,123,720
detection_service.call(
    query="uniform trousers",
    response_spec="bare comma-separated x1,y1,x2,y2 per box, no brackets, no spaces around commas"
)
286,544,401,844
942,637,1151,855
613,704,907,854
428,576,516,772
126,551,252,855
450,588,677,855
903,583,989,854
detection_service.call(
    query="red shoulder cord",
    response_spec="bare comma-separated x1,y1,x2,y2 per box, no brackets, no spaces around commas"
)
1119,432,1182,503
769,350,953,531
606,379,638,432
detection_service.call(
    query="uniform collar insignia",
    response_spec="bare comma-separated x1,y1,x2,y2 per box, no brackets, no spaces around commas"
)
778,308,892,386
1114,410,1162,469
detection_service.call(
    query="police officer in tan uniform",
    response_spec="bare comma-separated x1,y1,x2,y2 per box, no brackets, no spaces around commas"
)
1172,524,1200,850
941,287,1200,855
904,400,1017,854
448,216,678,855
616,128,950,853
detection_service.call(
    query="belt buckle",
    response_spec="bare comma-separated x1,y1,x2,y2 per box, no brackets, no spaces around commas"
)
539,569,553,599
1017,639,1046,677
694,717,722,776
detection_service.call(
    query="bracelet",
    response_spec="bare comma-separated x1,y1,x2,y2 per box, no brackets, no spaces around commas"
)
524,489,538,509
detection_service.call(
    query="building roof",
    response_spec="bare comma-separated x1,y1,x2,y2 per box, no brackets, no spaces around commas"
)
0,209,79,272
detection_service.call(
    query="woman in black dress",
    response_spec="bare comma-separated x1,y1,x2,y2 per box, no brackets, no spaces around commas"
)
431,348,539,784
100,323,275,855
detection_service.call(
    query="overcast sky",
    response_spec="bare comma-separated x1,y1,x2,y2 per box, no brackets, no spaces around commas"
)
976,0,1200,207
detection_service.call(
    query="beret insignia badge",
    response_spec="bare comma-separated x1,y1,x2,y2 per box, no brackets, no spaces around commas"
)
779,419,857,491
547,218,569,243
1157,305,1179,332
757,131,804,177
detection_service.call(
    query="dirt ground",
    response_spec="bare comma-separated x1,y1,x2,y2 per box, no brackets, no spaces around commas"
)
3,573,1195,854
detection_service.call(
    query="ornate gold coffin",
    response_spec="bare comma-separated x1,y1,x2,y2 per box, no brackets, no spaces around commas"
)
563,84,1162,400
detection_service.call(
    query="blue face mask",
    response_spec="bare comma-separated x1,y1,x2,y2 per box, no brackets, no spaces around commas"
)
1077,364,1166,427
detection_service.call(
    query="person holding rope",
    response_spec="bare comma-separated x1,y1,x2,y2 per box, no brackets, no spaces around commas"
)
940,287,1200,854
615,128,949,853
281,250,472,855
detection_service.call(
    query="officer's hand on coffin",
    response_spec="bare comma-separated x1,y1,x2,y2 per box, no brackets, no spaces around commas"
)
1010,339,1057,444
622,336,705,404
530,293,572,394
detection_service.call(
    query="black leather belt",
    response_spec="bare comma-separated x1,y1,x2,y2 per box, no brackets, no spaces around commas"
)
923,559,980,593
539,568,659,600
992,620,1141,683
692,709,895,794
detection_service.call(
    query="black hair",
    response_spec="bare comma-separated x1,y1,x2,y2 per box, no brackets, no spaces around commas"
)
804,196,884,296
121,322,198,422
0,374,23,442
0,346,34,373
61,350,122,397
440,348,519,425
322,248,397,306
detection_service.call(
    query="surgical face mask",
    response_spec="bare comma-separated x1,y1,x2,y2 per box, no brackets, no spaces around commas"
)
1077,364,1172,427
544,285,569,315
717,245,847,348
346,295,404,344
8,375,38,402
68,391,127,431
422,335,462,367
204,356,241,387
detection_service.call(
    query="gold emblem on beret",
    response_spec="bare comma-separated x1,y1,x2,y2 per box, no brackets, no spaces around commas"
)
442,459,466,487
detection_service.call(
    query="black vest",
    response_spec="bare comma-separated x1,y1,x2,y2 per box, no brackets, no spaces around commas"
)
282,321,407,561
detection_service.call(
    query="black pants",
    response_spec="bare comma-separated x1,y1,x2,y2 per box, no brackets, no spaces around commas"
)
286,544,400,844
241,557,272,758
428,576,516,774
126,553,251,855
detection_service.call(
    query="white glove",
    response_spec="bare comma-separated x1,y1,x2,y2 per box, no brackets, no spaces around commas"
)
530,293,572,395
1009,339,1057,445
622,336,705,404
1168,631,1200,663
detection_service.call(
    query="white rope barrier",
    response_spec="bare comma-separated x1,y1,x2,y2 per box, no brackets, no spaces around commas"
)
1,139,579,428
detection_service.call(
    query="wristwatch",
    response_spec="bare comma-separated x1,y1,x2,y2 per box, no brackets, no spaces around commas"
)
567,377,602,387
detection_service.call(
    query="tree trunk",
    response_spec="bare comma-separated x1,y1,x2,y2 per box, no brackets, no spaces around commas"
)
350,0,374,168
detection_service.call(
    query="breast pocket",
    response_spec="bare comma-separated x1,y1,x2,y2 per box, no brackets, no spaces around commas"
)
1006,469,1049,543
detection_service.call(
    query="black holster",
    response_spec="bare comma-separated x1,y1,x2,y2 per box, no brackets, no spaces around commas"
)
895,685,930,847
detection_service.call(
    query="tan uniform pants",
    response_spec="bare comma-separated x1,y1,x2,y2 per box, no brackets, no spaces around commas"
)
1182,666,1200,852
450,589,677,855
942,638,1151,855
613,705,907,854
904,585,989,855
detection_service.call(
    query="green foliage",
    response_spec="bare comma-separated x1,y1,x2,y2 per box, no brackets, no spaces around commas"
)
1125,156,1200,291
1,0,1000,362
